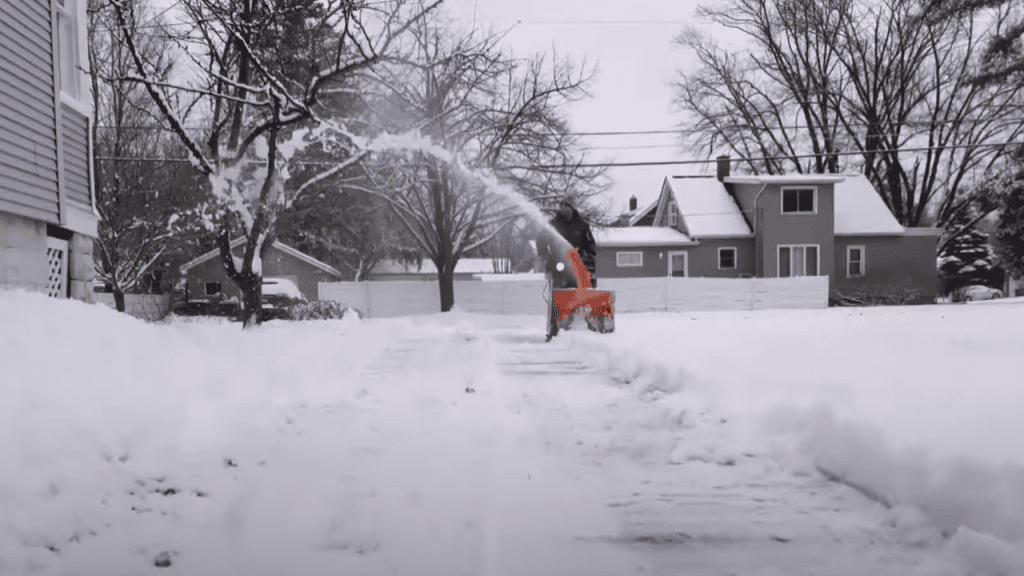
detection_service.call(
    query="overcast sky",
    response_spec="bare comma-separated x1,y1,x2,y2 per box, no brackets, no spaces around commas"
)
437,0,724,214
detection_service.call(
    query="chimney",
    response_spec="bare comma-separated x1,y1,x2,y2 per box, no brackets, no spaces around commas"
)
629,196,638,211
716,155,731,181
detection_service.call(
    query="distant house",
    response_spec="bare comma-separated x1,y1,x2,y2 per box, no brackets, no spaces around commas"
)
600,157,943,304
367,258,510,281
1,0,98,301
178,238,345,303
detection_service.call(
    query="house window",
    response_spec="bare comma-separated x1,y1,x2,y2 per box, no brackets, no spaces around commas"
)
56,0,82,101
847,245,865,277
616,252,643,267
778,245,819,277
205,282,222,296
782,187,816,214
668,251,688,277
718,247,737,270
668,201,678,227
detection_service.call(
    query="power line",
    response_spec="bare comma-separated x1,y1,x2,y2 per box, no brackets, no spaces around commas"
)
506,140,1024,170
94,138,1024,168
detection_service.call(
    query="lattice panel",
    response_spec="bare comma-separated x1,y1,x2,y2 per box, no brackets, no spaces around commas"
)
46,238,68,299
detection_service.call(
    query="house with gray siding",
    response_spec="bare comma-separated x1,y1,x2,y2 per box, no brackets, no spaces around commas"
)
1,0,98,300
601,157,943,304
179,238,346,304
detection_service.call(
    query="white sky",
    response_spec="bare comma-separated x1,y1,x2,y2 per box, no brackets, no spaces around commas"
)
147,0,732,215
438,0,722,214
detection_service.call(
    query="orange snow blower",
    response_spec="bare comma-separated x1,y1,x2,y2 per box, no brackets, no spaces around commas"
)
547,247,615,340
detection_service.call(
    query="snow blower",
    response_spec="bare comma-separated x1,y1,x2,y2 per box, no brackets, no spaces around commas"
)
546,247,615,341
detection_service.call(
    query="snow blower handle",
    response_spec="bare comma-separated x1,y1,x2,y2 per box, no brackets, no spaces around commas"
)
566,248,593,290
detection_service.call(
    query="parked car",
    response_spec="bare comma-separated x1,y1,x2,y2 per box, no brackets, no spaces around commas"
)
962,285,1003,302
260,277,305,320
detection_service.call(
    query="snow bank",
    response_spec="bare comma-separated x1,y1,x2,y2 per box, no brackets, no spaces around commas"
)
592,304,1024,574
0,289,379,572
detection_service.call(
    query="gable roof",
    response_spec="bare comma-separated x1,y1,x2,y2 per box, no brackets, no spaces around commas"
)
666,176,752,237
833,174,906,235
622,198,659,226
625,173,907,238
371,258,509,275
179,237,345,277
594,227,696,247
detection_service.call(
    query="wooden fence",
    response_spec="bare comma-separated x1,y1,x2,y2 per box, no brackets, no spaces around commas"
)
318,276,829,318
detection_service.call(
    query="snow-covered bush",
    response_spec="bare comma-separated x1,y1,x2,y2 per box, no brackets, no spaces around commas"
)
286,301,360,321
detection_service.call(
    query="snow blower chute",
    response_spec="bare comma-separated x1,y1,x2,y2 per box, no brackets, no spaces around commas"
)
547,247,615,340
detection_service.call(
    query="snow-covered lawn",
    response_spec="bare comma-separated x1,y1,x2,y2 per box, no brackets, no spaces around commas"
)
1,288,1023,575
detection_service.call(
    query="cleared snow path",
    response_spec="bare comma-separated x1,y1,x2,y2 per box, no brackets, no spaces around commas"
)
483,324,958,576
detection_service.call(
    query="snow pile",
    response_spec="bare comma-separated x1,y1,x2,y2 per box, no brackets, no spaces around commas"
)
599,304,1024,574
0,289,380,573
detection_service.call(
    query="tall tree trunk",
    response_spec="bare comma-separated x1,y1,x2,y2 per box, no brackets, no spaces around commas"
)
238,272,262,327
437,261,455,312
113,289,126,312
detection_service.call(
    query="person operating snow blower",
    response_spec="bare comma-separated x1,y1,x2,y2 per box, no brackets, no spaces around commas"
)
536,200,607,340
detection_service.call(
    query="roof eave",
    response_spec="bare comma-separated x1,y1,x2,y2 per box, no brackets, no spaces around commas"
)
598,241,700,248
724,176,846,184
690,233,756,239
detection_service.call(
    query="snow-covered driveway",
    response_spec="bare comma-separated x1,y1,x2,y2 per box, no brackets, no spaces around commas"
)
1,291,1009,575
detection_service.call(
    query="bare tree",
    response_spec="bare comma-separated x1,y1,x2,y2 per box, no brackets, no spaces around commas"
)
108,0,442,326
674,0,1024,243
88,0,185,311
359,17,607,311
920,0,1024,86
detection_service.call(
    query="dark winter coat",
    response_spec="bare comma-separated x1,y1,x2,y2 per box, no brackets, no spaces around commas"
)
537,206,597,286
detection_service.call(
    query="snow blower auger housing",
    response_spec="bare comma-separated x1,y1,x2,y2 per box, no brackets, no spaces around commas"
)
547,247,615,341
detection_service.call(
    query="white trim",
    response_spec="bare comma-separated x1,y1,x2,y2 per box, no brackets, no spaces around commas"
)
55,0,90,113
667,250,688,277
63,204,99,237
777,244,820,277
781,186,818,215
615,251,644,267
846,245,865,277
717,246,737,270
692,233,755,239
725,175,846,184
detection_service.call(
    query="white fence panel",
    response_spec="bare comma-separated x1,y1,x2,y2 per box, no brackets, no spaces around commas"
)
453,281,506,315
317,282,369,314
597,278,667,313
501,280,548,315
752,277,829,310
319,275,829,318
667,278,753,312
368,281,440,318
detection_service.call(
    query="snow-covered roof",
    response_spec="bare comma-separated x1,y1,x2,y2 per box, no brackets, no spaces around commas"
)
724,175,847,185
594,227,696,247
372,258,509,275
667,177,752,238
834,174,906,235
624,198,659,226
179,237,345,278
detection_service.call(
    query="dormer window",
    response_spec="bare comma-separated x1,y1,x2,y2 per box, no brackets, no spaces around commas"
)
782,187,816,214
668,201,677,226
